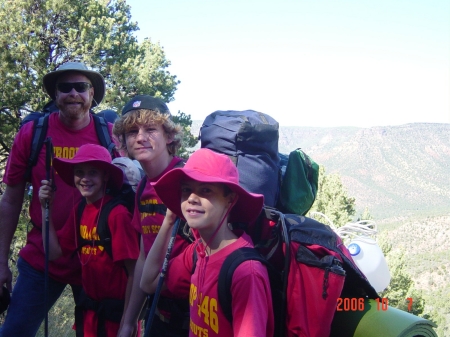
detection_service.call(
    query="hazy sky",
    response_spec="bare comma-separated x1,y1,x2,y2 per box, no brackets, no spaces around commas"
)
125,0,449,127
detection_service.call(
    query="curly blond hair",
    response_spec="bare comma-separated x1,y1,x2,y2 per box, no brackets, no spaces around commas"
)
113,109,182,157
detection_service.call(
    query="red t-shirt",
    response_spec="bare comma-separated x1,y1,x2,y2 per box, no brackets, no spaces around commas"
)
132,156,191,307
3,112,114,284
166,233,274,337
58,195,139,337
132,156,189,257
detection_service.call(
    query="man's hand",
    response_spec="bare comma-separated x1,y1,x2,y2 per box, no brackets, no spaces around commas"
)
0,262,12,293
0,182,26,293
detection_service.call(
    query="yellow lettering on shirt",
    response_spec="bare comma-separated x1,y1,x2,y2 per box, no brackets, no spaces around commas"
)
80,225,100,240
190,319,209,337
140,199,158,205
79,225,104,255
141,225,161,235
54,147,62,158
140,211,158,220
199,295,210,325
81,246,99,255
190,284,198,306
139,199,161,220
191,287,219,334
53,146,79,159
209,298,218,333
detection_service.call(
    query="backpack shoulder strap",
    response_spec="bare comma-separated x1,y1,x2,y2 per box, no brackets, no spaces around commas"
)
74,198,87,256
76,196,126,259
218,247,270,322
218,247,284,336
136,175,147,207
92,114,116,157
24,114,50,179
96,196,128,259
76,198,87,223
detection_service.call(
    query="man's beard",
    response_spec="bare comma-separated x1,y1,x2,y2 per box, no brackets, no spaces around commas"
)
57,99,91,119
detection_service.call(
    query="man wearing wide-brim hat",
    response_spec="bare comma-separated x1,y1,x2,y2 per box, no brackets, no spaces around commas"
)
0,61,114,336
42,62,105,127
43,62,105,108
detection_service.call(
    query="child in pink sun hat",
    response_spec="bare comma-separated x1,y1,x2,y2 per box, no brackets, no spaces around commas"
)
39,143,139,337
141,148,274,337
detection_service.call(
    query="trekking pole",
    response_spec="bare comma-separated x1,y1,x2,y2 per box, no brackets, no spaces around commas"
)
44,137,53,337
144,218,181,337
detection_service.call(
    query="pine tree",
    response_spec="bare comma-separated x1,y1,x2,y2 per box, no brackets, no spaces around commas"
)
377,238,426,317
307,165,356,228
0,0,180,167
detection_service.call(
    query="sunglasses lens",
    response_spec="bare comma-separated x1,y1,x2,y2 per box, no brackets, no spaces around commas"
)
73,82,91,92
57,82,92,93
56,83,72,93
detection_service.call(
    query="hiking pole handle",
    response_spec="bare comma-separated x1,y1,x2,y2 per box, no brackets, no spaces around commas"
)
144,218,181,337
43,137,53,337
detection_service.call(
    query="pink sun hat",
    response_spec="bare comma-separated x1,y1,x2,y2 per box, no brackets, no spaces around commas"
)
153,148,264,224
53,144,123,189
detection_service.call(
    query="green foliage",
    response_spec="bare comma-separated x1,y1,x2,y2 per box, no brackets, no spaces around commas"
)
0,0,191,334
307,165,356,228
0,0,180,170
358,207,373,221
377,216,450,336
172,110,198,159
379,247,426,317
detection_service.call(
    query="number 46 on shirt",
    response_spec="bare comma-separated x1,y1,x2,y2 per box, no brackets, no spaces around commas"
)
190,284,219,334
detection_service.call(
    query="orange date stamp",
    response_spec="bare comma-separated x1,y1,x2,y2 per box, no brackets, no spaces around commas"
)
337,297,414,311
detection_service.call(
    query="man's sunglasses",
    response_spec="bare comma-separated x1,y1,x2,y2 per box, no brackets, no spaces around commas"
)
56,82,93,93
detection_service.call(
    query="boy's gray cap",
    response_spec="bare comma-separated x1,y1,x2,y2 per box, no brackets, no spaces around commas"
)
121,95,170,116
43,62,105,107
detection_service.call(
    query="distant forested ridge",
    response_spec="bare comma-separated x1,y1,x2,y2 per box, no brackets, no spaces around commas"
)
192,121,450,220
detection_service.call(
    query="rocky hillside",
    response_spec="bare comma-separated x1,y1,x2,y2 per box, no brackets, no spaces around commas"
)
190,120,450,335
191,122,450,220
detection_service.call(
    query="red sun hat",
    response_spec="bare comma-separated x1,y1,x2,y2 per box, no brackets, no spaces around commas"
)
53,144,123,189
153,148,264,224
